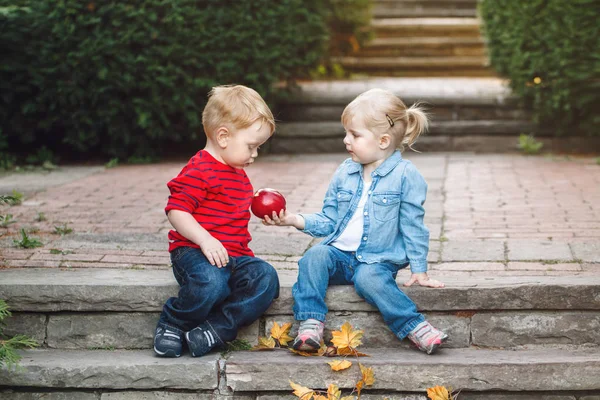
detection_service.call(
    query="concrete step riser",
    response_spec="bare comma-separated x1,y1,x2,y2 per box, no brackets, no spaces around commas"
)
1,348,600,394
3,270,600,350
278,104,529,123
374,27,481,38
270,134,600,154
341,68,497,77
8,309,599,350
338,56,490,69
4,392,600,400
358,45,486,57
373,8,477,18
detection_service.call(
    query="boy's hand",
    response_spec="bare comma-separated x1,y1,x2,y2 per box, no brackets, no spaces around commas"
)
198,235,229,268
262,210,304,229
404,272,445,288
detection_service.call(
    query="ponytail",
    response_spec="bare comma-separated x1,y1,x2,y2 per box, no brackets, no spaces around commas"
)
402,103,429,151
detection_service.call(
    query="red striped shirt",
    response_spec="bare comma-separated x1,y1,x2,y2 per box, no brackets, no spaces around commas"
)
165,150,254,257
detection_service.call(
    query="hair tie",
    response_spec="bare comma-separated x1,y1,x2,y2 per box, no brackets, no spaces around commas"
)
385,114,394,127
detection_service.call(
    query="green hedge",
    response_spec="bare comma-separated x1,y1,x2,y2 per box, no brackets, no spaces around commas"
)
0,1,328,161
479,0,599,135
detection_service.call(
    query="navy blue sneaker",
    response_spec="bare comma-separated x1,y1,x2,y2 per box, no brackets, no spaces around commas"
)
185,322,223,357
154,325,183,357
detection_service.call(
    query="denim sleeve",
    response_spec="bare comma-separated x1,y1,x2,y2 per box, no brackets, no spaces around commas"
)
399,163,430,273
298,164,344,237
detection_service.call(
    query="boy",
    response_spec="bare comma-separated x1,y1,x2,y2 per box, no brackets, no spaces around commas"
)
154,85,279,358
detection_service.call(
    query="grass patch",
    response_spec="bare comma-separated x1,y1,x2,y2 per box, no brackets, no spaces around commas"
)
517,134,543,155
221,339,252,358
50,249,75,255
0,190,24,206
0,214,16,228
105,158,119,168
13,229,43,249
53,224,73,236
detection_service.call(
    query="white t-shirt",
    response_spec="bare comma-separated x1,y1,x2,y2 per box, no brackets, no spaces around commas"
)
331,182,371,251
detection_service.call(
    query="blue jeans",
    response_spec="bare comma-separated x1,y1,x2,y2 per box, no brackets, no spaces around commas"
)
293,245,425,339
158,247,279,343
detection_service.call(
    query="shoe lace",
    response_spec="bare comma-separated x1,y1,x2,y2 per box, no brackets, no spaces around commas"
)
299,319,323,333
411,322,440,344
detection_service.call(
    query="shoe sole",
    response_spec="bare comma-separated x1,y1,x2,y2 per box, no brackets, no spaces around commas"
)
153,346,181,358
426,334,449,355
293,338,320,352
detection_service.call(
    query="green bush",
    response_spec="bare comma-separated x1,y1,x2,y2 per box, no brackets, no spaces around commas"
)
479,0,599,135
0,1,328,160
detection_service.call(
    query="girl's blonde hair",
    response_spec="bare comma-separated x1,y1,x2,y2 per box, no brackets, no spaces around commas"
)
202,85,275,138
341,88,429,151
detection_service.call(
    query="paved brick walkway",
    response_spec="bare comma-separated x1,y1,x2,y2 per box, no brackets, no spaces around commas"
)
1,153,598,280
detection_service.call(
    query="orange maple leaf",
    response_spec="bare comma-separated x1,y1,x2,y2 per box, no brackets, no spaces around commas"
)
313,395,328,400
251,336,276,350
336,347,370,357
328,359,352,371
270,321,294,347
427,385,452,400
331,322,363,351
290,380,314,399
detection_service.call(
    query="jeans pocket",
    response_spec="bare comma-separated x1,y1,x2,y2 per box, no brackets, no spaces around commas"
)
171,246,194,263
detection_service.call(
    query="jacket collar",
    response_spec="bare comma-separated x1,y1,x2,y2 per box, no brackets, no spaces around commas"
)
347,150,403,177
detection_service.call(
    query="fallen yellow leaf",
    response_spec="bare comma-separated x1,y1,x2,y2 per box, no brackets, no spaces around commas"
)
313,395,328,400
251,336,276,350
327,383,342,399
290,380,314,399
337,347,369,357
328,359,352,371
427,385,451,400
270,321,294,347
355,380,364,396
331,322,363,351
359,363,375,386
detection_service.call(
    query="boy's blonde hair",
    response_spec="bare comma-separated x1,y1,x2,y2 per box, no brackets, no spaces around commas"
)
202,85,275,138
341,88,429,151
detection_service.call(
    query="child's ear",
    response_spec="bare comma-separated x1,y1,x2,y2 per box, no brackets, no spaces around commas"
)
215,127,229,148
379,134,392,150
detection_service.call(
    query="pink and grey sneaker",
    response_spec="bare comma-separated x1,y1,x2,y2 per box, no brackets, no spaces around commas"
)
407,321,449,354
292,319,324,352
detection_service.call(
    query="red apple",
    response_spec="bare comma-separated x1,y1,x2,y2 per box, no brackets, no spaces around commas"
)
251,188,286,219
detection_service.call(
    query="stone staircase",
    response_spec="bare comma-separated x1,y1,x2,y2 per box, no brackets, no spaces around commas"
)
271,78,600,154
336,0,495,77
1,267,600,398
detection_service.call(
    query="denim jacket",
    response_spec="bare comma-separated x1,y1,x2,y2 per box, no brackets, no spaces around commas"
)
300,150,429,273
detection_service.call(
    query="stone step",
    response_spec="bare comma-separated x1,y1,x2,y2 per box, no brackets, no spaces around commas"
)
275,77,515,106
373,6,477,18
372,18,482,38
336,55,490,71
275,120,540,139
269,120,559,153
359,37,486,57
373,0,478,18
347,69,497,77
1,348,599,397
2,269,600,351
278,103,528,123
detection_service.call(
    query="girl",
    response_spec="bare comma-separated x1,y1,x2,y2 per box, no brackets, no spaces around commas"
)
264,88,448,354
